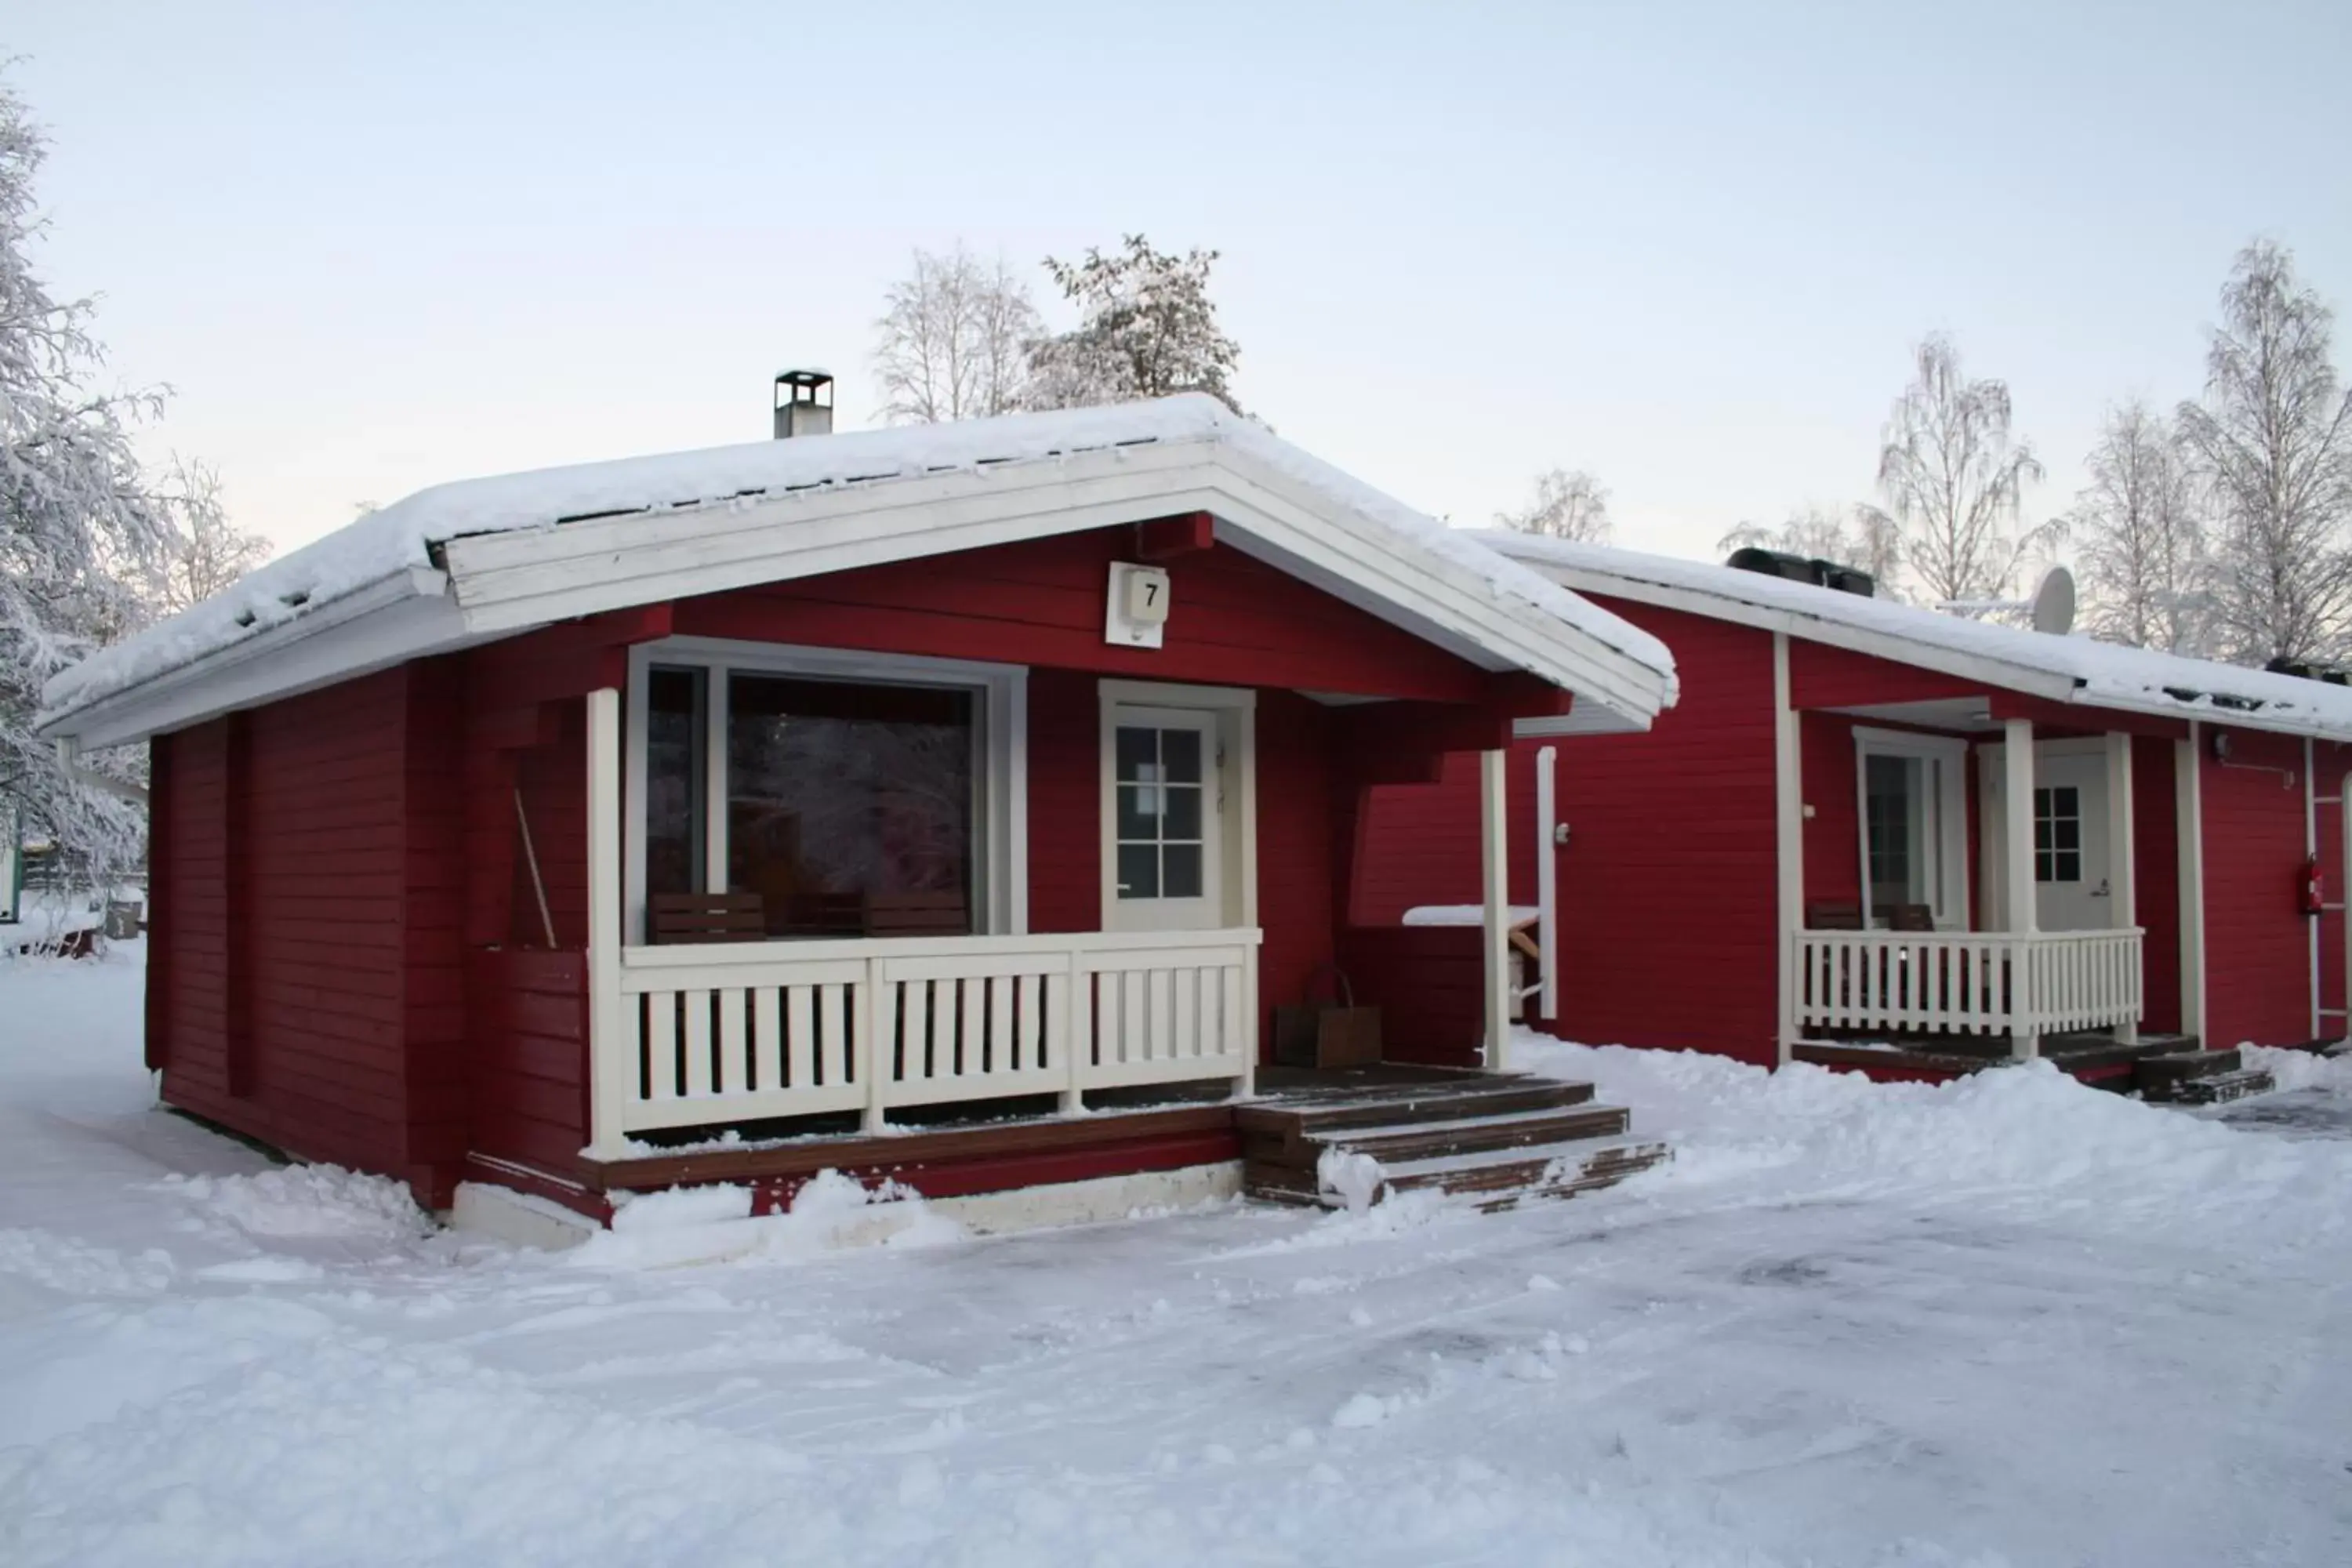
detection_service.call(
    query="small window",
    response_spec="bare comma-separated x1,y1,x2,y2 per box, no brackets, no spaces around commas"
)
2034,785,2082,884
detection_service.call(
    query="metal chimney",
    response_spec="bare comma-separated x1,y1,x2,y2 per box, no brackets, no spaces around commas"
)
773,369,834,438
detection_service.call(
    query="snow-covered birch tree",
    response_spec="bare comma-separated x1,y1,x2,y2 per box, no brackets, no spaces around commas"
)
1022,236,1243,413
1496,467,1612,543
1875,336,2051,607
2068,401,2212,654
0,81,178,884
872,244,1040,423
151,459,271,614
1719,503,1905,593
2176,241,2352,665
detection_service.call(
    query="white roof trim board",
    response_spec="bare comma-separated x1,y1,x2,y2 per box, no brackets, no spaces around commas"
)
1484,532,2352,744
39,397,1677,750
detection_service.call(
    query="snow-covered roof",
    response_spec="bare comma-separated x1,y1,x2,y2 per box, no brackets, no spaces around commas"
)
1483,532,2352,742
40,397,1678,748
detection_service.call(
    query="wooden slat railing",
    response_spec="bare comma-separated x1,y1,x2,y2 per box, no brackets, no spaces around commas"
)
590,927,1260,1146
1791,927,2142,1042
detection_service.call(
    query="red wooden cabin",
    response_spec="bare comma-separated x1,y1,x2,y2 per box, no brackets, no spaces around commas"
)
1357,535,2352,1080
38,394,1676,1228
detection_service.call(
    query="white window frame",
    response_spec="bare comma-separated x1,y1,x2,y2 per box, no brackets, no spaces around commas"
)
1852,725,1971,931
622,637,1028,946
1097,679,1258,933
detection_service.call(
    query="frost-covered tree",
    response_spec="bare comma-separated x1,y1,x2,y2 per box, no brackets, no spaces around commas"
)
0,80,176,884
1719,503,1905,593
1876,336,2051,606
152,459,271,614
2177,241,2352,665
872,243,1040,424
2069,401,2213,655
1496,467,1611,543
1023,236,1242,412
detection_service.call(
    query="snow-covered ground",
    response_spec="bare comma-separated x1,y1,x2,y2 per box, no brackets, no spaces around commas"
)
2,947,2349,1566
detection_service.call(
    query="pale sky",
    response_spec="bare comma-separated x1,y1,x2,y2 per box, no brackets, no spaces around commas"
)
13,1,2352,568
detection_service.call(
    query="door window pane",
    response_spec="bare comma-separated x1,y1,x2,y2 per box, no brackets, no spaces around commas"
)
1113,722,1210,903
727,675,974,936
2034,785,2082,884
1864,752,1926,917
644,666,705,898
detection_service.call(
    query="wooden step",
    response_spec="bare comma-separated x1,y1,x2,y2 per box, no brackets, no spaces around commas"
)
2136,1047,2244,1101
1298,1104,1632,1166
1236,1080,1598,1167
1247,1134,1671,1209
1237,1076,1592,1135
2166,1069,2275,1105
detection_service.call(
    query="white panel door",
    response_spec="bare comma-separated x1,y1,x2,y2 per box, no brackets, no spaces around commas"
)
2034,750,2112,931
1106,706,1222,932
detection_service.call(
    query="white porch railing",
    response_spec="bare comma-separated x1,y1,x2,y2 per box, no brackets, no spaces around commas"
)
591,927,1260,1145
1792,927,2143,1042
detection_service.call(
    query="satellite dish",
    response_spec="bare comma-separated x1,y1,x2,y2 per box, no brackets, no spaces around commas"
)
2030,567,2076,636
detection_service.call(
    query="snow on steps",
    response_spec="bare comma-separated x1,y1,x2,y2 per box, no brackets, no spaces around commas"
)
2136,1047,2276,1105
1236,1073,1668,1211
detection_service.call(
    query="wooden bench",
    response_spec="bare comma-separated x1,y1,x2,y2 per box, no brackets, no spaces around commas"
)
647,892,766,944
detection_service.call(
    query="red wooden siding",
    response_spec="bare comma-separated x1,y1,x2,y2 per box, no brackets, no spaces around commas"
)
2199,726,2316,1048
1025,670,1099,935
2132,735,2183,1035
1788,640,1989,710
465,949,591,1182
154,673,416,1178
1338,925,1484,1068
1348,600,1782,1065
1254,691,1337,1046
150,723,227,1094
670,525,1491,701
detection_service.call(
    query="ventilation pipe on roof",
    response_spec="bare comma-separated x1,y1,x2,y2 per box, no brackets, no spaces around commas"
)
773,370,834,438
1725,546,1875,598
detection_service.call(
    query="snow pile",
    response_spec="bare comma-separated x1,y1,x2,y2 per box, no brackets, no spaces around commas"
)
1489,531,2352,740
42,396,1675,728
1316,1147,1387,1214
1400,904,1537,927
2244,1042,2352,1094
0,1229,175,1301
568,1171,965,1270
158,1163,436,1244
1516,1032,2352,1229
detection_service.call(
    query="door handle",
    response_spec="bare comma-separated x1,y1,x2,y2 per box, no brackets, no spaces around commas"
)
2089,879,2111,898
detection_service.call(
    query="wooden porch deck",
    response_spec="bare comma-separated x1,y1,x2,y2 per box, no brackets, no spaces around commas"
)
578,1064,1668,1214
1792,1031,2274,1101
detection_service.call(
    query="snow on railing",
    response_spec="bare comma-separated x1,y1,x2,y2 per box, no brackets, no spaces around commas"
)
1792,927,2142,1045
587,927,1259,1152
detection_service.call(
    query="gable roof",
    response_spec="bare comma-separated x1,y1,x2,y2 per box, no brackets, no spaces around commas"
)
1484,532,2352,744
40,397,1677,750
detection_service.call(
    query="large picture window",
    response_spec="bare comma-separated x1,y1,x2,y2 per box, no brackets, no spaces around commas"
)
1852,728,1971,929
625,641,1024,942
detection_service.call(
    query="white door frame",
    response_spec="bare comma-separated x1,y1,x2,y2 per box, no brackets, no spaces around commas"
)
1097,679,1258,933
1980,736,2121,932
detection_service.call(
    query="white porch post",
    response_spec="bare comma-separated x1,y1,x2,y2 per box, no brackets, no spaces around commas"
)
583,686,633,1160
1772,633,1802,1067
1480,748,1512,1071
2003,717,2038,1059
2177,725,2208,1048
2105,731,2138,1044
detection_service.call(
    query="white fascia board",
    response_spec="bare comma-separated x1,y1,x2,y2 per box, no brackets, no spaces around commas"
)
1197,447,1671,725
443,441,1672,726
443,441,1218,633
40,568,476,749
1513,706,1652,738
1530,564,2082,706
